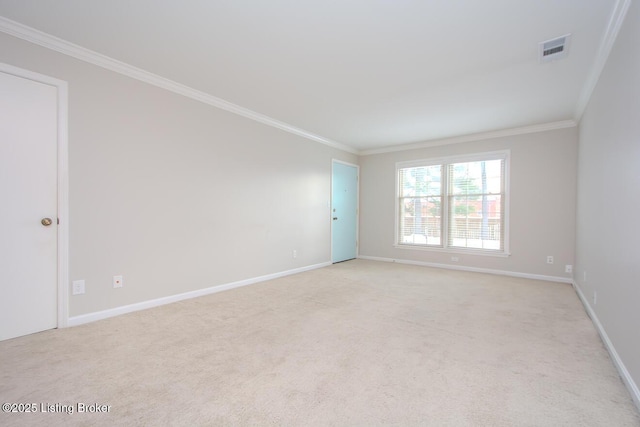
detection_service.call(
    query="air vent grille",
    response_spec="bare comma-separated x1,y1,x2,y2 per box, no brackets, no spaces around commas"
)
544,45,564,56
539,34,571,63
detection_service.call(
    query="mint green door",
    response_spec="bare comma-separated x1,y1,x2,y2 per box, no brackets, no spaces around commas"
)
331,161,358,263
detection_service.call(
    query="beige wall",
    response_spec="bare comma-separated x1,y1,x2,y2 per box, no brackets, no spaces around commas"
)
2,14,637,403
359,127,578,279
576,0,640,397
0,33,356,317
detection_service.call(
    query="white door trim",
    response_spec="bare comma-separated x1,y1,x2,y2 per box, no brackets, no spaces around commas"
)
330,159,360,263
0,62,69,329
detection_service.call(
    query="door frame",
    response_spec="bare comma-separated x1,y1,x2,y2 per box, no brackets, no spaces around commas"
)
330,159,359,263
1,62,69,329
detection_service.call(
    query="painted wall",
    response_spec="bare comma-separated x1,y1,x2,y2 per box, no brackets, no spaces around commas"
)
0,33,356,317
575,0,640,398
359,127,578,279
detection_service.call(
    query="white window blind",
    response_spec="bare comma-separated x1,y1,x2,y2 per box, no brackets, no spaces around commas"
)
398,164,442,246
397,151,508,255
448,158,504,250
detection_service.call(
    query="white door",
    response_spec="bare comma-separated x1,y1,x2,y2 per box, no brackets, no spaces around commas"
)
0,70,58,341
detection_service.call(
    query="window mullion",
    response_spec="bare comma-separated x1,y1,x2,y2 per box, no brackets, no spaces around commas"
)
442,163,449,249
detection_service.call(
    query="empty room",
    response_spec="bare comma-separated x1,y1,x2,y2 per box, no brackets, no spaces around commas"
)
1,1,639,425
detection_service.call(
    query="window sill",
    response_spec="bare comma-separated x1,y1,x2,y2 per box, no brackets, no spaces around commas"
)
393,243,511,258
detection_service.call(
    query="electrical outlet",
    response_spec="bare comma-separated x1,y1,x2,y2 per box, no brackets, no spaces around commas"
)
292,250,297,259
583,271,587,282
72,280,85,295
451,256,459,262
593,291,597,305
113,275,123,288
546,256,554,264
565,265,572,273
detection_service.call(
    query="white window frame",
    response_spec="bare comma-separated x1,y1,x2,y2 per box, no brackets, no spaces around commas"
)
395,150,510,257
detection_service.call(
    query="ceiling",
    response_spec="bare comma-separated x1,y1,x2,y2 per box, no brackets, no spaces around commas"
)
0,0,624,153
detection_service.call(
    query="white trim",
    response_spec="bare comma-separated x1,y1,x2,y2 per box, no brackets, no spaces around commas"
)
575,0,632,119
332,159,360,167
357,255,573,284
68,261,331,327
0,16,357,155
0,62,70,329
395,150,511,170
360,120,577,156
572,281,640,411
392,244,511,258
502,150,511,256
395,150,510,256
331,159,360,263
56,76,69,329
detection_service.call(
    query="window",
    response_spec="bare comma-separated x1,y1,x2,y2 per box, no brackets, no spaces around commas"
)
396,151,509,255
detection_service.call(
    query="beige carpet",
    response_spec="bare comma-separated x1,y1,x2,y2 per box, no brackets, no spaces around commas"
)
0,259,638,426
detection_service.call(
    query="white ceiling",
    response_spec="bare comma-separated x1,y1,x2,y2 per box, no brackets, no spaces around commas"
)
0,0,623,153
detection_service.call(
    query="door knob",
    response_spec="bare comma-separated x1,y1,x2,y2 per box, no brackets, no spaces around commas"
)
41,218,53,226
333,217,338,220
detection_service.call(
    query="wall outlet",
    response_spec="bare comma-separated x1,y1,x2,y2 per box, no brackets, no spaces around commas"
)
546,256,554,264
72,280,85,295
113,275,123,288
593,291,597,305
583,271,587,282
292,249,297,259
565,265,573,273
451,256,459,262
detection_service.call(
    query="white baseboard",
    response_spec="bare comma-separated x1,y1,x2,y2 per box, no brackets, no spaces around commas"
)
357,255,572,284
67,261,331,327
572,281,640,411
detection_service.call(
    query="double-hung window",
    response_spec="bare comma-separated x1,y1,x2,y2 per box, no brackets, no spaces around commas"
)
396,150,509,255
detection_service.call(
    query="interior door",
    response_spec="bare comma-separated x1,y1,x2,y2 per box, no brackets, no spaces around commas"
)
0,70,58,341
331,161,358,263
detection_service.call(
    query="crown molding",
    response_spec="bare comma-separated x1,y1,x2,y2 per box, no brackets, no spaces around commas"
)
0,16,358,155
0,15,595,158
359,120,578,156
574,0,631,119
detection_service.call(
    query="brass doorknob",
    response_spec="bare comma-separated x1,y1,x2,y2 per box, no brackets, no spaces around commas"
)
41,218,53,226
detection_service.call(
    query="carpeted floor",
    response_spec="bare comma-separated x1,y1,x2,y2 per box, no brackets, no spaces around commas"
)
1,259,638,426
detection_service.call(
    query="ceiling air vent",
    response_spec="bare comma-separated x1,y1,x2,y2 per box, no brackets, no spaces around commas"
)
539,34,571,63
